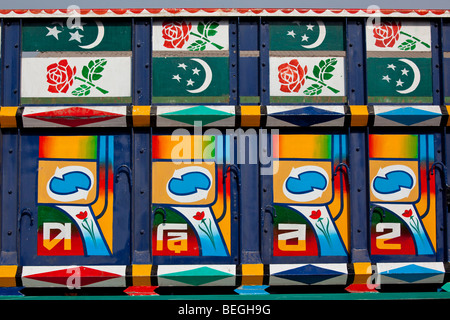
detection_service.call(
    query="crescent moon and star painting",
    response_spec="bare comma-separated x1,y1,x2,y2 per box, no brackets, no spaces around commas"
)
152,57,229,104
268,19,346,103
22,18,132,51
21,19,132,104
366,57,432,103
269,19,345,51
365,19,433,103
152,19,230,104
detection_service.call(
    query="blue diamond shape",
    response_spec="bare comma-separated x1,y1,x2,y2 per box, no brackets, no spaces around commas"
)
381,264,443,283
378,107,440,126
270,106,344,126
273,264,344,285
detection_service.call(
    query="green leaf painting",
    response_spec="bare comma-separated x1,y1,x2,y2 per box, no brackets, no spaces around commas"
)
72,59,109,96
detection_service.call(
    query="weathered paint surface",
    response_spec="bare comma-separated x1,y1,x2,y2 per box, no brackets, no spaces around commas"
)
0,9,449,294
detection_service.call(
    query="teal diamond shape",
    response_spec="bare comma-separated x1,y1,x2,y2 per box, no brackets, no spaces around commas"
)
160,105,234,126
159,266,234,286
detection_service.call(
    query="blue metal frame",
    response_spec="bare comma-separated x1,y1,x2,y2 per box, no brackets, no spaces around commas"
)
0,16,449,271
131,18,152,265
0,19,20,265
229,18,238,105
133,18,151,107
432,19,444,105
259,17,269,107
237,17,260,105
347,18,370,263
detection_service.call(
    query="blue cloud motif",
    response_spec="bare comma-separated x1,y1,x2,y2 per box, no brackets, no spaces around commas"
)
49,171,92,195
373,170,414,194
285,171,327,194
168,171,211,196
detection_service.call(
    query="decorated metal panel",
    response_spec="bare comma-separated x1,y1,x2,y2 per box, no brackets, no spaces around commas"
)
151,130,239,264
366,19,433,104
268,19,347,104
368,133,441,261
0,13,449,291
18,132,132,265
261,132,350,263
20,18,132,104
151,18,231,104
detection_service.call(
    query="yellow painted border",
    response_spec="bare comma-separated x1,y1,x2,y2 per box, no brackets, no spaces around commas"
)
352,262,373,285
0,107,18,128
240,105,261,127
241,264,264,286
0,265,18,287
132,264,152,286
349,105,368,127
132,105,151,127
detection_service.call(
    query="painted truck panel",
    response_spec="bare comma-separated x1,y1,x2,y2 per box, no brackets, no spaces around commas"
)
0,8,449,293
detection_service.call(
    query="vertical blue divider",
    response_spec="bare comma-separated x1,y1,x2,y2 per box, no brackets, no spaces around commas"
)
132,18,152,265
346,18,370,263
0,19,20,265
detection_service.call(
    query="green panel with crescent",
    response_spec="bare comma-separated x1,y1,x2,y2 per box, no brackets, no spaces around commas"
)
366,57,432,103
21,19,132,104
152,57,229,104
269,19,345,51
22,18,132,52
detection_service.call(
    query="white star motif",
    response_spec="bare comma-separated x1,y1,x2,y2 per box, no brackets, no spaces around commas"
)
187,79,195,86
178,63,188,70
396,79,404,87
192,67,200,75
172,74,181,82
382,75,391,83
301,34,309,42
387,64,396,71
287,30,296,38
306,23,314,30
68,30,84,43
46,26,62,40
401,68,409,76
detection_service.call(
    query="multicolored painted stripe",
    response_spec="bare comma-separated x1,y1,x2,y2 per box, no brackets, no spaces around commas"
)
1,262,449,295
1,105,449,128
